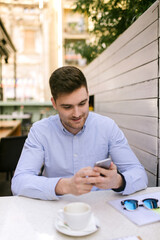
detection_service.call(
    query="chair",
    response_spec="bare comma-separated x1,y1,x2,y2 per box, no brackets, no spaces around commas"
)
0,135,27,180
0,181,12,196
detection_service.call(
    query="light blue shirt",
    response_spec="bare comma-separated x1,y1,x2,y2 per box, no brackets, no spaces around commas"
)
11,112,148,200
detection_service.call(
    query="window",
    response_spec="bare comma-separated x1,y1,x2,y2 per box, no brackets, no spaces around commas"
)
24,29,35,52
64,10,86,34
64,39,86,67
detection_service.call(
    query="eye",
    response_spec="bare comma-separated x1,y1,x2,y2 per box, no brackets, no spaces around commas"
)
63,105,72,109
79,101,86,106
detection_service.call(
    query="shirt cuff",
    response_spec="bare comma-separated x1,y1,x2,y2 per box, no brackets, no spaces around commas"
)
112,171,126,192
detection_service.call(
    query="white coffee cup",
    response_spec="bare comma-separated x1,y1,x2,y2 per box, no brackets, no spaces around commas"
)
58,202,92,230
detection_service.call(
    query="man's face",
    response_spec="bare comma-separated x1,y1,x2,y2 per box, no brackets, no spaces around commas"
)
51,86,89,135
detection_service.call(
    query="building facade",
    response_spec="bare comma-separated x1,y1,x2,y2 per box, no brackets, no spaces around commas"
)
0,0,88,102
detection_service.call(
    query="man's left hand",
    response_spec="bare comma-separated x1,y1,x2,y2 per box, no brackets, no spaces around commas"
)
93,162,123,190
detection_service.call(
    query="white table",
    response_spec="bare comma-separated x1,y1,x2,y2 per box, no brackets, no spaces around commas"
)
0,187,160,240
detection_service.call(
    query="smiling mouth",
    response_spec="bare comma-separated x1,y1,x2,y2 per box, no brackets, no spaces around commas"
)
72,117,82,122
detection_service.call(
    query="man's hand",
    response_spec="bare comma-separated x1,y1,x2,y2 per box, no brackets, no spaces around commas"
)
55,167,100,196
93,162,123,190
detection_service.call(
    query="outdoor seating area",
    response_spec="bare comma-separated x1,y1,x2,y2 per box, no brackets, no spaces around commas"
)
0,1,160,239
0,103,55,196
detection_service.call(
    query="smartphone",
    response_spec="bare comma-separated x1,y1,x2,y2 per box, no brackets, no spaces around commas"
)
94,157,111,169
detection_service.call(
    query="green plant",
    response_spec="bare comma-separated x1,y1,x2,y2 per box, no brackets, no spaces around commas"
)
70,0,156,63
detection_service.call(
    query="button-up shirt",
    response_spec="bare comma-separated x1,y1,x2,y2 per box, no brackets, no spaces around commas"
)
11,112,148,200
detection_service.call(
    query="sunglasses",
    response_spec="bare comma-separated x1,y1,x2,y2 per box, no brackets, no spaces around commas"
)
121,198,159,211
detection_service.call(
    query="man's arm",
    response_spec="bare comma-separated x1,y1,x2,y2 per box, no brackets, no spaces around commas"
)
11,127,60,200
107,121,148,195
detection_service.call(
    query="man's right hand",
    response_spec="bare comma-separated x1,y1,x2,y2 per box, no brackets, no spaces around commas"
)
55,167,100,196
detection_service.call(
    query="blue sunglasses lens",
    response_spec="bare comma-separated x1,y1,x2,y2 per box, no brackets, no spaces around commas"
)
143,199,158,209
123,200,137,210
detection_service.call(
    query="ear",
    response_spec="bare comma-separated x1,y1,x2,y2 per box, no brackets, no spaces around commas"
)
51,97,57,110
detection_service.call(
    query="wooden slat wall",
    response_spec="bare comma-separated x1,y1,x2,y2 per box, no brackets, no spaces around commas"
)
84,1,159,186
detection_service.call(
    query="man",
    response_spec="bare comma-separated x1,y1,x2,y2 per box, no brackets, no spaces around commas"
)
11,66,148,200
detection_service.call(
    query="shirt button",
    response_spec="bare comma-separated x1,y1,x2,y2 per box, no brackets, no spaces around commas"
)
74,154,78,157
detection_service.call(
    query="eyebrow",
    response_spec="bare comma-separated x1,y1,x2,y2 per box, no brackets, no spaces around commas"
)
60,98,88,107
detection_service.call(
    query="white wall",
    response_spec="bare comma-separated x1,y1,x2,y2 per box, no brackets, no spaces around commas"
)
84,1,159,186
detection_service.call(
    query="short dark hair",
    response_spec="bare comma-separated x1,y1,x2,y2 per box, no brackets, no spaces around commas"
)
49,66,88,101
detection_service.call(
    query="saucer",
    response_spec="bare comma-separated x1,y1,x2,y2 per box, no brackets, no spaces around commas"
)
55,214,100,237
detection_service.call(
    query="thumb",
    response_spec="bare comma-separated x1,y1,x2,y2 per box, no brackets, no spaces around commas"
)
109,162,117,170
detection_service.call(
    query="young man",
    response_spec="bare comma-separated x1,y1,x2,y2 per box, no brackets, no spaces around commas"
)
11,66,148,200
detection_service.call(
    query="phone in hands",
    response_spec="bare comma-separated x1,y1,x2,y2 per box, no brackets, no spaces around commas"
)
94,157,111,169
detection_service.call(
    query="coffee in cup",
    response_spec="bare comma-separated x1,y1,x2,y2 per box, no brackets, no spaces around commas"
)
58,202,92,230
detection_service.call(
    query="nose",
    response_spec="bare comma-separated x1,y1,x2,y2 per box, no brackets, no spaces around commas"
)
72,106,80,118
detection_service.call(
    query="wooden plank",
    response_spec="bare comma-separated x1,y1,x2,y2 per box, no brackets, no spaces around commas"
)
131,146,157,175
98,22,158,77
158,124,160,141
88,61,158,95
158,178,160,186
105,0,158,58
95,99,157,117
158,139,160,158
88,41,158,87
95,79,157,101
159,157,160,177
158,56,160,92
158,99,160,118
84,1,159,77
99,113,157,137
159,2,160,37
146,171,157,187
84,1,160,188
122,129,157,156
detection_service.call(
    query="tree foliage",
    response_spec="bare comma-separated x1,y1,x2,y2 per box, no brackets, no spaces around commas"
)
70,0,156,63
